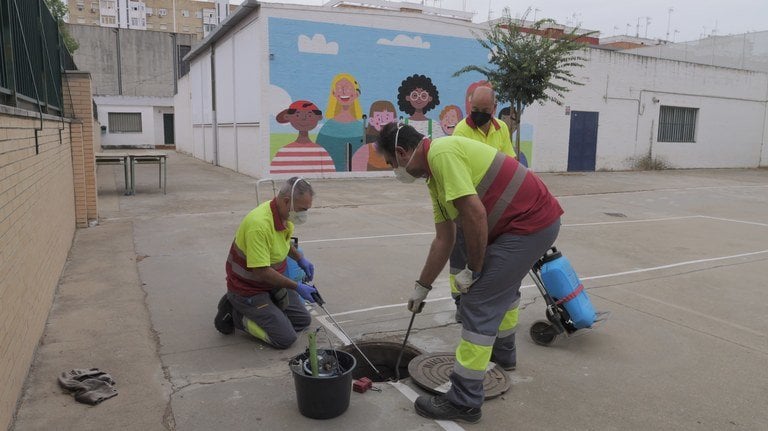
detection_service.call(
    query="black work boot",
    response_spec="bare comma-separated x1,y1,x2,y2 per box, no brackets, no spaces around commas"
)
214,294,234,334
414,395,481,423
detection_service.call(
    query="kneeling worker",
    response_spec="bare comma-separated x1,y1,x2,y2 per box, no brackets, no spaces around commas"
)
375,123,562,423
214,177,318,349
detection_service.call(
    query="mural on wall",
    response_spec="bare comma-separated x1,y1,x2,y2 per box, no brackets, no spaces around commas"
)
352,100,396,171
316,73,365,172
398,74,442,139
269,100,335,174
439,105,463,136
267,17,536,174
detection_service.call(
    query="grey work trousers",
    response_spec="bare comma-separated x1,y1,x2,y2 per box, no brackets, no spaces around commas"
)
446,219,561,408
227,289,311,349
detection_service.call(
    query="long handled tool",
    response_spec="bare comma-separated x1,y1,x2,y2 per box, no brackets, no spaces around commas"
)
394,308,419,381
311,291,386,380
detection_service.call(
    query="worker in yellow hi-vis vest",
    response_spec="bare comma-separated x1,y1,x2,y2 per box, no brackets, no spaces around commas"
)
374,122,561,423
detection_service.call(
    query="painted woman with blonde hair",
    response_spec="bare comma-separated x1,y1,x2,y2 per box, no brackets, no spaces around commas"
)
316,73,365,172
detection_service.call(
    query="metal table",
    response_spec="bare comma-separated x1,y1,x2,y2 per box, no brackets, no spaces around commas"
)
129,152,167,195
95,152,131,195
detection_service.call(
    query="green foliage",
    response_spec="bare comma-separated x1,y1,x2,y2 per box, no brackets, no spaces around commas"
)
454,8,595,154
43,0,79,53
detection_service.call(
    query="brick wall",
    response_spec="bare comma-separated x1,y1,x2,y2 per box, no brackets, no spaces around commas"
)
0,109,76,430
0,72,98,429
64,71,98,226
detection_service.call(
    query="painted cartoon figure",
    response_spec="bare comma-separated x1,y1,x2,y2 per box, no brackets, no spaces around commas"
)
270,100,336,174
352,100,397,171
397,74,441,139
439,105,463,136
316,73,365,172
464,80,493,119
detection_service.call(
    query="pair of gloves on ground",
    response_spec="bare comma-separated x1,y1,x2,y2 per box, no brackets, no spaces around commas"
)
271,257,317,309
407,267,481,313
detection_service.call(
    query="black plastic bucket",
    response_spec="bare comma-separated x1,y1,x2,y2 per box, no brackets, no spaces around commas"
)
289,349,356,419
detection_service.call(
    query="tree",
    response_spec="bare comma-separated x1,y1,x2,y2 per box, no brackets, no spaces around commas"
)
44,0,79,53
454,9,594,157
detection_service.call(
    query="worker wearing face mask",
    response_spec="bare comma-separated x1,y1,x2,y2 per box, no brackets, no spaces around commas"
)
214,177,318,349
449,87,517,355
375,123,562,423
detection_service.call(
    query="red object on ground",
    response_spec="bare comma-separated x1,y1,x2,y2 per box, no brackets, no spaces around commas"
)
353,377,373,393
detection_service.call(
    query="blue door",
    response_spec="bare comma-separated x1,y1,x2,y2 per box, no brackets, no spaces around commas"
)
567,111,599,171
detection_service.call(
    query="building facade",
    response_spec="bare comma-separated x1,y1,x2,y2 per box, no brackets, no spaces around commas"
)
68,23,193,147
67,0,234,39
176,1,768,177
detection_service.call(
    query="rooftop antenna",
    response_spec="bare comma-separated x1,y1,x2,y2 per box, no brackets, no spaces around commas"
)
644,16,651,38
665,7,674,41
487,0,492,21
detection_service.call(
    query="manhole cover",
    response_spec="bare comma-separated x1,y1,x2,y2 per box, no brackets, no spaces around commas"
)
407,352,510,399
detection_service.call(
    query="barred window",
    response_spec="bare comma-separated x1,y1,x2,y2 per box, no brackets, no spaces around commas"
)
658,106,698,143
108,113,142,133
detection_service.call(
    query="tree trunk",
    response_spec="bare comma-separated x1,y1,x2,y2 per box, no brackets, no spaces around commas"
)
514,100,523,157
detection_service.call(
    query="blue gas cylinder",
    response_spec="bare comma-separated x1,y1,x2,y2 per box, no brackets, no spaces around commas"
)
286,238,306,282
539,248,596,329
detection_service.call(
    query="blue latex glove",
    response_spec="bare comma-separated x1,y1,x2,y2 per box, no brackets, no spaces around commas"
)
297,257,315,281
296,282,318,303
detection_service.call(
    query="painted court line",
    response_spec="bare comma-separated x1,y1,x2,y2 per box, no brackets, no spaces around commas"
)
301,214,765,244
318,248,768,319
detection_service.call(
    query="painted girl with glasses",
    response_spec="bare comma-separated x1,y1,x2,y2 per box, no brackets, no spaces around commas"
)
397,74,442,139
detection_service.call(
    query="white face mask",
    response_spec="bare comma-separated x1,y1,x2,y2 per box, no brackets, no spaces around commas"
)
288,178,309,225
289,210,308,225
393,125,418,184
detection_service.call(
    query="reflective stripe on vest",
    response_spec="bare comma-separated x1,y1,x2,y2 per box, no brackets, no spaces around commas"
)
476,151,529,240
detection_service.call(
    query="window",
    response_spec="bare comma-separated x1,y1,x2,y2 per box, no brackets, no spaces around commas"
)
182,25,190,32
658,106,698,143
181,9,190,17
177,45,191,78
196,11,203,18
160,24,167,30
158,8,167,16
101,15,116,25
109,113,142,133
77,17,86,23
131,18,139,26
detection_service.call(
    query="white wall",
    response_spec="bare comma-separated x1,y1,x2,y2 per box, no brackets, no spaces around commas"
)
174,75,193,154
96,95,174,148
180,3,768,175
528,49,768,171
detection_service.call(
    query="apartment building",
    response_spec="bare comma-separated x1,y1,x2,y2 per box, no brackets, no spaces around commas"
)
67,0,235,39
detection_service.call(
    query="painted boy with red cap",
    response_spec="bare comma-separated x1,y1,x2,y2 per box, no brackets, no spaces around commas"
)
270,100,336,175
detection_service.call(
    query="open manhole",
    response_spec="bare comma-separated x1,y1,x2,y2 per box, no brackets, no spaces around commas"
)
341,341,423,382
408,352,510,399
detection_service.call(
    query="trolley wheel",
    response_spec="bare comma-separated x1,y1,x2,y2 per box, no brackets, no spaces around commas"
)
530,320,558,346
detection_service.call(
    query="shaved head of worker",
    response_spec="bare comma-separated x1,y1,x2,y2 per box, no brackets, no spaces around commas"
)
468,86,496,132
214,177,320,349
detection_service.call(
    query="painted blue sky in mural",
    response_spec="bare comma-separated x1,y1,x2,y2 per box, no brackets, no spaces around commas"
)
267,17,536,139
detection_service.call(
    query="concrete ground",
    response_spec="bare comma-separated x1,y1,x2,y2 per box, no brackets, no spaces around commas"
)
12,152,768,431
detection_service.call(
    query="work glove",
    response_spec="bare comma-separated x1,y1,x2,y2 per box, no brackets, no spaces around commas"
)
296,282,318,303
455,267,482,294
407,281,432,313
297,257,315,281
270,287,290,310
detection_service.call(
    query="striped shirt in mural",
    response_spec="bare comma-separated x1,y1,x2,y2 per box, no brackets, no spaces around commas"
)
270,142,337,175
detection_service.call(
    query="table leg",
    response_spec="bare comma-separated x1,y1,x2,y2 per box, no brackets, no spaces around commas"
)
130,157,136,195
163,156,167,195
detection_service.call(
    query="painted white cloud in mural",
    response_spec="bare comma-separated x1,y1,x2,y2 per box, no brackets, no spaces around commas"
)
298,34,339,55
377,35,431,49
268,84,293,116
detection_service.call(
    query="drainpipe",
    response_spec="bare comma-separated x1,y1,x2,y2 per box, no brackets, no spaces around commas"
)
210,45,218,166
115,29,122,95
